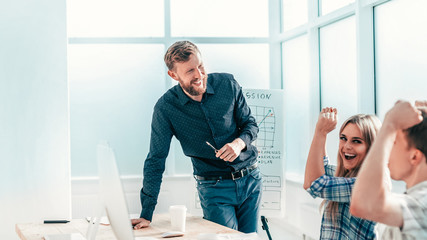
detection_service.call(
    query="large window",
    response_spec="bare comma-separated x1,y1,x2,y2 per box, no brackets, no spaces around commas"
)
282,35,310,177
374,0,427,119
282,0,308,31
67,0,164,37
198,44,270,89
281,1,361,176
67,0,427,180
320,16,357,162
68,44,165,176
170,0,268,37
67,0,271,177
320,0,354,16
281,0,426,179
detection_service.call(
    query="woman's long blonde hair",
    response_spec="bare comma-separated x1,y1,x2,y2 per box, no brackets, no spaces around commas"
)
323,114,381,223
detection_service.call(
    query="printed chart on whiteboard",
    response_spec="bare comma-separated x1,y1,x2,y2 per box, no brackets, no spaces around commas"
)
244,89,285,217
251,106,275,148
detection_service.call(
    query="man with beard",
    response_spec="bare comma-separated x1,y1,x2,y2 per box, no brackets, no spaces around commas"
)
131,41,261,233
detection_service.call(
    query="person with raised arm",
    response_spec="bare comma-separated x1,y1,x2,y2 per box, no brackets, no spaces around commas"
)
350,100,427,239
304,107,381,239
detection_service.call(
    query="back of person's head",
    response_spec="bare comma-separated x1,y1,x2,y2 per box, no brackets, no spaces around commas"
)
164,41,200,71
404,108,427,162
336,114,382,178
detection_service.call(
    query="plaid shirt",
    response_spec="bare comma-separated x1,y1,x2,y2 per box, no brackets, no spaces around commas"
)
307,156,377,240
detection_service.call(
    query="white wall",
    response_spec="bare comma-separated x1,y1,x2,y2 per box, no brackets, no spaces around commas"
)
0,0,70,239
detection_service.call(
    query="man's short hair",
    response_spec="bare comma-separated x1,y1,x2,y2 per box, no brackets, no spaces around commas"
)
404,109,427,161
164,41,200,71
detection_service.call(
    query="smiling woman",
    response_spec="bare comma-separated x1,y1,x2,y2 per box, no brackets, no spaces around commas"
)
303,108,381,240
334,114,381,178
339,123,368,170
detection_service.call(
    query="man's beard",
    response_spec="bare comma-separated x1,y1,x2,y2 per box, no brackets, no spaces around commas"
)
180,77,207,96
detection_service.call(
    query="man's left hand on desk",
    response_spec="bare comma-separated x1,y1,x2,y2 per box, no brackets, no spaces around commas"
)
131,218,151,229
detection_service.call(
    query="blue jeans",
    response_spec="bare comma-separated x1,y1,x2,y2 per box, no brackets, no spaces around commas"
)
195,168,262,233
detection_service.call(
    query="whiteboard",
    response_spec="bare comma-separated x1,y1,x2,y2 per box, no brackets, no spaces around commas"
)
244,89,285,217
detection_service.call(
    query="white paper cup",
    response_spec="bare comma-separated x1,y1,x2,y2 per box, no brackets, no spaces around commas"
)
169,205,187,232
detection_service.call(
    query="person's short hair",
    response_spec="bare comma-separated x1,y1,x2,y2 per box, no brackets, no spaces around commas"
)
164,41,200,71
404,109,427,161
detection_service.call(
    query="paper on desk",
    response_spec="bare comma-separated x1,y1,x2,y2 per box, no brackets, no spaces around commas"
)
85,214,139,225
85,216,109,225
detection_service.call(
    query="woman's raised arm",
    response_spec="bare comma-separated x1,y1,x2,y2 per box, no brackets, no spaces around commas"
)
303,107,337,190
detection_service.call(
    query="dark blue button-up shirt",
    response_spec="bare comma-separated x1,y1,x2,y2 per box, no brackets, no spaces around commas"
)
140,73,259,221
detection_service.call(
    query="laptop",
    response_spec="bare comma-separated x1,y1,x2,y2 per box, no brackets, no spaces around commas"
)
44,142,155,240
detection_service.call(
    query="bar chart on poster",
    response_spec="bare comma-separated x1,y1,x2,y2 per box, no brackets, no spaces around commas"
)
244,89,285,217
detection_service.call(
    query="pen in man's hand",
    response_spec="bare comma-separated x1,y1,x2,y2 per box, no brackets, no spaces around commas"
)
206,141,219,153
44,220,70,224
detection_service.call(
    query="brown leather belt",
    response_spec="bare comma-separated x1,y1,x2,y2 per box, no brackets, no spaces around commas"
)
194,163,258,181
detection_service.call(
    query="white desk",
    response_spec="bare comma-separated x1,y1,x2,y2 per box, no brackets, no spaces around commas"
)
16,214,240,240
